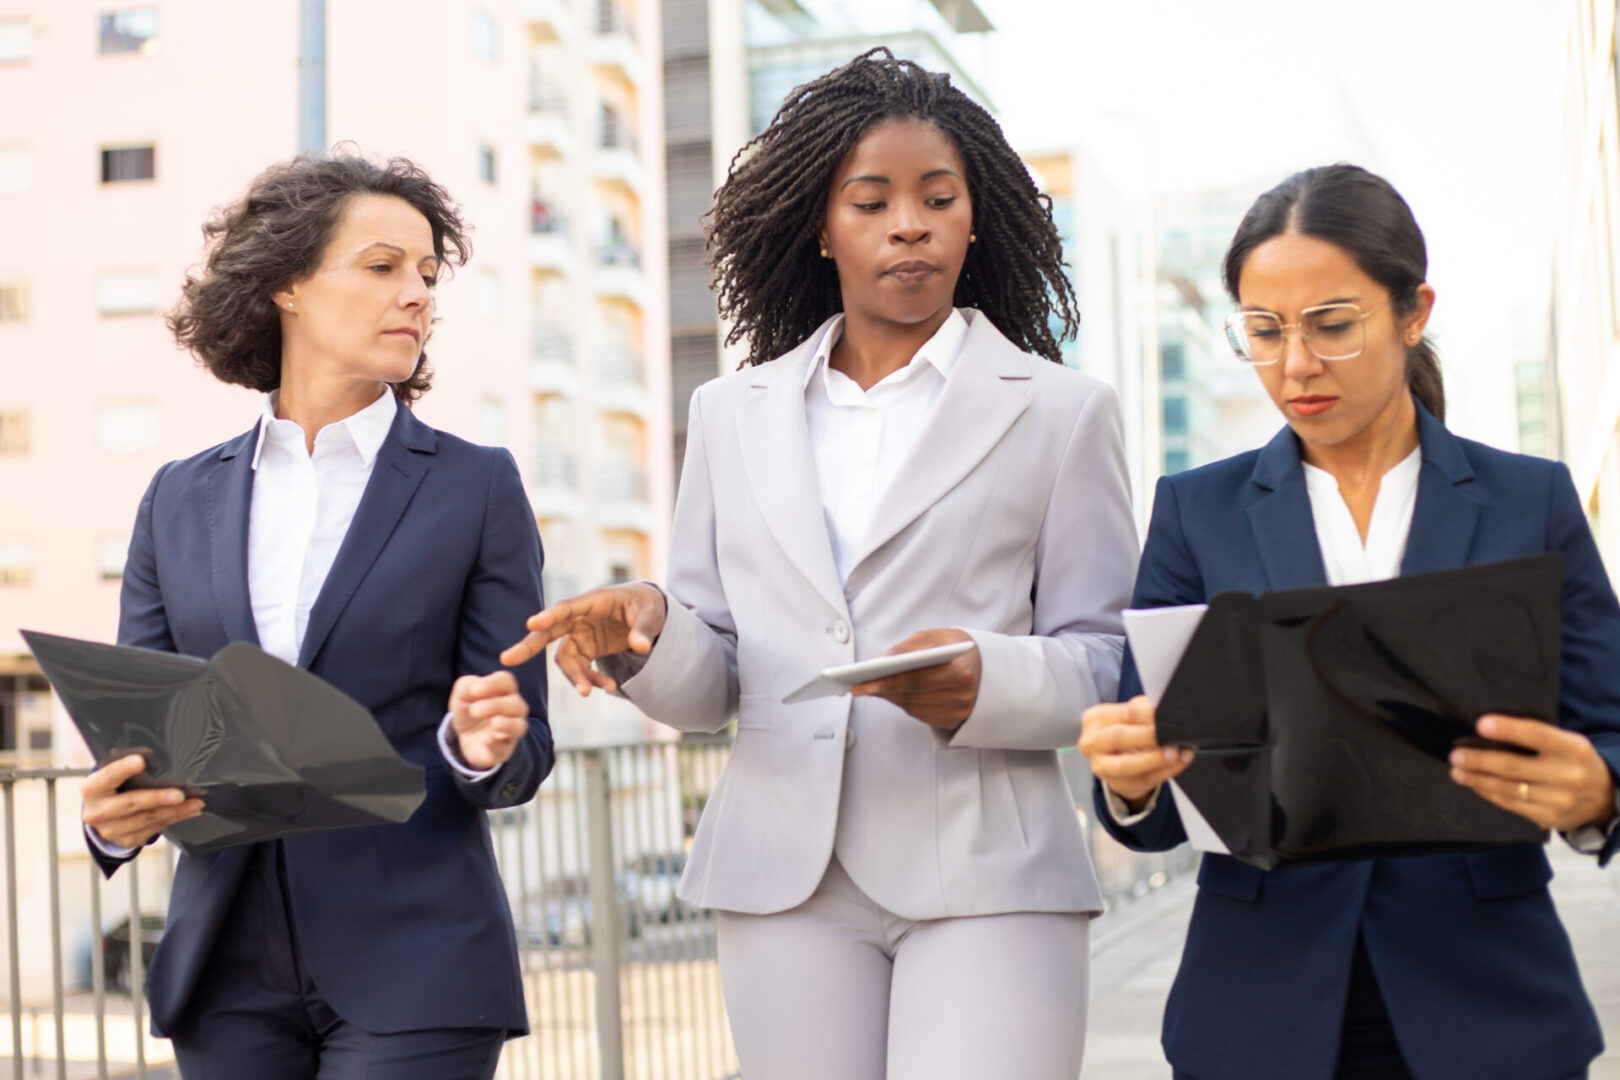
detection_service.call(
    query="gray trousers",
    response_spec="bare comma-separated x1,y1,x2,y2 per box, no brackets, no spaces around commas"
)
716,856,1090,1080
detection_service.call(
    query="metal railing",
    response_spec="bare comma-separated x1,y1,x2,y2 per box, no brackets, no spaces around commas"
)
0,740,1193,1079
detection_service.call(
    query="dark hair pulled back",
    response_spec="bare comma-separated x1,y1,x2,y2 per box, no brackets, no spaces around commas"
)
706,47,1078,367
168,151,470,403
1221,163,1443,421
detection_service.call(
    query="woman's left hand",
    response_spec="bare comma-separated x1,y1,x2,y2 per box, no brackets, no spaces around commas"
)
1450,714,1618,832
449,671,530,770
850,628,981,730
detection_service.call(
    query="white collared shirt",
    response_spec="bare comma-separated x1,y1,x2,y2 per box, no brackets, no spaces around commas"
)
1302,446,1422,586
803,308,969,583
248,388,398,666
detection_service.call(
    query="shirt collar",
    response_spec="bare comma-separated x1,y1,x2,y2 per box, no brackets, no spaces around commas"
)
802,308,970,393
251,387,398,470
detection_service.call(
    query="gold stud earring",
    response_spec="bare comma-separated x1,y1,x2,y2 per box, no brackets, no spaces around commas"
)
819,246,830,258
969,233,977,243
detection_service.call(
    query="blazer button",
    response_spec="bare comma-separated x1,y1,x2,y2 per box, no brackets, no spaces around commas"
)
499,782,518,801
831,619,850,644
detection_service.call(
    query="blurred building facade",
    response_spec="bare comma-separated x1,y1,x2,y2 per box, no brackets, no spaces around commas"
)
660,0,992,477
0,0,674,750
1152,181,1278,479
1549,0,1620,587
1022,146,1160,524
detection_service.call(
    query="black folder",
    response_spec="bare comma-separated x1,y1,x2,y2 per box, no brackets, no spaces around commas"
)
23,630,426,855
1156,554,1561,869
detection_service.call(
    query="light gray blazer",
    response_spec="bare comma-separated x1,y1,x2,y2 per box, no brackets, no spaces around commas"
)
604,309,1138,919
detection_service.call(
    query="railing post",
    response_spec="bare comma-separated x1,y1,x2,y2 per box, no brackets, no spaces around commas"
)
5,781,22,1080
583,749,624,1080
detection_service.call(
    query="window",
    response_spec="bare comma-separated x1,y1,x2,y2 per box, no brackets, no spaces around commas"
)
96,270,158,315
0,410,28,453
0,540,31,587
97,536,130,580
99,9,159,54
0,149,30,195
101,145,155,182
1162,396,1189,435
1163,448,1192,475
472,11,498,60
97,403,160,452
1160,341,1186,381
478,144,497,184
0,18,32,63
0,282,27,322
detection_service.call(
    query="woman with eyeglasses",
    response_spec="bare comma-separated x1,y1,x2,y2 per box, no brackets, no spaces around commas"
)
1078,164,1620,1080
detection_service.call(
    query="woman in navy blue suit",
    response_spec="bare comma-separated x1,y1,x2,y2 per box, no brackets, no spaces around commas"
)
1079,164,1620,1080
77,154,552,1079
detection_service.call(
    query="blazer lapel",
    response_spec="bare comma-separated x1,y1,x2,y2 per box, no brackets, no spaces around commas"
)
847,311,1031,573
734,327,848,618
296,407,434,669
1244,425,1329,590
206,427,261,646
1400,403,1480,575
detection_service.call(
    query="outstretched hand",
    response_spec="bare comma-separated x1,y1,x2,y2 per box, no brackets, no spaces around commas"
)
500,583,668,696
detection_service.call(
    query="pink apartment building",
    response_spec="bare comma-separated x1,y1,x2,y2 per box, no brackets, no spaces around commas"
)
0,0,674,761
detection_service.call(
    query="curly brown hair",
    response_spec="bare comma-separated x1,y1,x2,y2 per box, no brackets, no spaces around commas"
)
706,47,1078,367
168,152,471,402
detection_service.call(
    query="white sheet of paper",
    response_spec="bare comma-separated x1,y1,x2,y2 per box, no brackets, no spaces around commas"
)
1122,605,1231,855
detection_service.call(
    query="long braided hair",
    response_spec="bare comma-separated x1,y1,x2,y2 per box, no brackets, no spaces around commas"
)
706,47,1078,367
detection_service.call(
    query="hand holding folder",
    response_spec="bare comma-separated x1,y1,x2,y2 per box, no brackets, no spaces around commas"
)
24,630,426,856
1133,555,1562,869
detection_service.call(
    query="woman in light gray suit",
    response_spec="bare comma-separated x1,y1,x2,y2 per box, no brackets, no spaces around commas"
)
503,48,1138,1079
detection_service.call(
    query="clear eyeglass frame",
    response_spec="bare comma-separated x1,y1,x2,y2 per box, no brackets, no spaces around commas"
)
1222,300,1388,366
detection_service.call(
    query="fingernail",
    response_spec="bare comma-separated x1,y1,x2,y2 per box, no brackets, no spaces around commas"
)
1449,750,1466,767
1162,746,1179,762
166,790,184,804
1180,748,1195,764
1478,717,1498,735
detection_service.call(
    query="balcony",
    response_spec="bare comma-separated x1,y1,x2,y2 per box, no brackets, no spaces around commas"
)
589,128,645,198
594,344,650,419
595,460,653,534
526,82,573,158
588,0,642,86
531,323,579,397
529,213,575,278
524,0,570,41
593,243,647,308
532,445,584,519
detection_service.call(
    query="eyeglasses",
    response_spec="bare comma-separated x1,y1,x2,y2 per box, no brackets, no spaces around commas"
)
1222,301,1387,365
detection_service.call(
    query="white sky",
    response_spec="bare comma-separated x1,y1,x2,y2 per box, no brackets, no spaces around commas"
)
981,0,1569,449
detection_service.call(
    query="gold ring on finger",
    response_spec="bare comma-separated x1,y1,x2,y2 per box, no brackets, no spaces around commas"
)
1517,781,1531,802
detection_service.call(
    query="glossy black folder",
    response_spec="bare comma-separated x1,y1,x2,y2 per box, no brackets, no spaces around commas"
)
22,630,426,855
1155,554,1561,869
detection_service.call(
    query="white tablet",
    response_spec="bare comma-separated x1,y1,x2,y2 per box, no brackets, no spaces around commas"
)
781,640,977,704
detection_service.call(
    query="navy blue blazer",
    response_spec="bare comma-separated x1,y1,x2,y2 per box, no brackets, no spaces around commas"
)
96,404,553,1037
1097,403,1620,1080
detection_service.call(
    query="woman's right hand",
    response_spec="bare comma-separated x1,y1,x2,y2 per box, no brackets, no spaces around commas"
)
1078,696,1195,812
81,754,204,851
500,583,668,696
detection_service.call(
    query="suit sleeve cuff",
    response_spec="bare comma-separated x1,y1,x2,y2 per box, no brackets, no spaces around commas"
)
1103,783,1162,826
1561,791,1620,855
85,823,138,861
438,713,500,781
